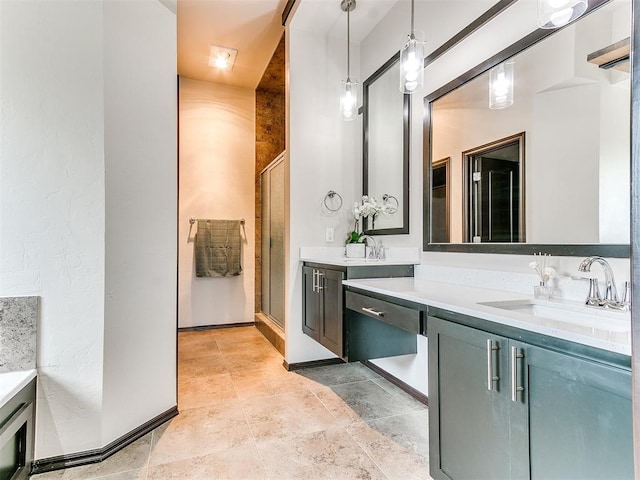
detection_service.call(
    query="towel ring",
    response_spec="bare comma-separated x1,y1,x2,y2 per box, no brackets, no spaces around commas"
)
324,191,343,212
382,194,399,214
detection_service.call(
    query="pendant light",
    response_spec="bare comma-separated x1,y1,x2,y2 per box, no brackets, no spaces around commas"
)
340,0,358,121
537,0,587,29
399,0,425,94
489,62,514,110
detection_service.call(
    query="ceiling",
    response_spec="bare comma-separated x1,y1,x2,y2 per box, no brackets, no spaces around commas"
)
177,0,289,89
177,0,401,90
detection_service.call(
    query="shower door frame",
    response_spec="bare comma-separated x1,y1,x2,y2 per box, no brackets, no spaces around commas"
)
260,152,286,330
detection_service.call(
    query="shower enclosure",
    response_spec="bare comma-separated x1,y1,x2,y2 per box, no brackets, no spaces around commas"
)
260,154,285,329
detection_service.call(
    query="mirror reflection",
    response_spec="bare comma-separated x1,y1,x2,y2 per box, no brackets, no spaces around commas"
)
428,0,630,245
363,55,409,235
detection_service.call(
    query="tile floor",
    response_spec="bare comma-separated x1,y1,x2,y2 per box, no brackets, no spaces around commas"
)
32,326,432,480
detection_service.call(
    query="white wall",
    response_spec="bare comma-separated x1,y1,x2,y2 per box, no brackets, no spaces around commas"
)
102,0,177,444
0,0,177,459
178,78,255,328
0,0,106,457
286,22,361,363
286,0,631,390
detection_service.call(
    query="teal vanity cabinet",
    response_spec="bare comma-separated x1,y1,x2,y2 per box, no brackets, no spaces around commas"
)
302,265,344,357
428,312,632,480
302,262,415,359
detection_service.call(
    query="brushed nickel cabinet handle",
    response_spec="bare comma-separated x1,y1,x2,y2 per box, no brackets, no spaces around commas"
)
312,270,318,293
316,272,324,291
511,346,524,402
487,339,500,391
361,307,384,317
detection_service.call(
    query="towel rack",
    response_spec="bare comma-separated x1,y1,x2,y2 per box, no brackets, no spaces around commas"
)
323,190,343,212
189,218,245,225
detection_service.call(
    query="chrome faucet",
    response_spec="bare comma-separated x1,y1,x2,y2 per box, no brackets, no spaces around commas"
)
577,256,622,308
359,235,379,259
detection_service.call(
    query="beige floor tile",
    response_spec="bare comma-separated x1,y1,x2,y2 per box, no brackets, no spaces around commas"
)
229,364,313,399
222,349,283,373
93,468,149,480
256,427,387,480
178,352,228,378
241,390,342,441
149,401,254,467
178,372,237,409
347,410,430,480
147,444,267,480
178,330,220,359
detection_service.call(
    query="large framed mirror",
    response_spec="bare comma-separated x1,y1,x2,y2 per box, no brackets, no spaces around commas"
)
363,53,410,235
424,0,630,257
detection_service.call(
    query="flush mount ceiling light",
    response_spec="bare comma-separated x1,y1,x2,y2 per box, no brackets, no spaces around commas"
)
399,0,425,94
537,0,587,29
340,0,358,121
208,45,238,70
489,61,515,110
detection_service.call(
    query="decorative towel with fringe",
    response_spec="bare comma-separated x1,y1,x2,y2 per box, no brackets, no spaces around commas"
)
195,219,242,277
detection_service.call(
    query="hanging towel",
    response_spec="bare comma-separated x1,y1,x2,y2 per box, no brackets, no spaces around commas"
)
195,219,242,277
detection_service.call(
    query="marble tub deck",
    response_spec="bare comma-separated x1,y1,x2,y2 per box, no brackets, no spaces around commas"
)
32,326,432,480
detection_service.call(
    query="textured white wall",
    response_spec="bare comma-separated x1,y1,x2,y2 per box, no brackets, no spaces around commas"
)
286,23,361,364
178,78,256,328
0,0,177,459
102,0,177,444
0,0,106,457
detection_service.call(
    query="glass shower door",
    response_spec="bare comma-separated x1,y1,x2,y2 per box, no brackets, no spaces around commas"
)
261,155,285,329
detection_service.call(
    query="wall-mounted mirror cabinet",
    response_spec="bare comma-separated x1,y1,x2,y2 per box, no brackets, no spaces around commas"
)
363,53,410,235
424,0,630,257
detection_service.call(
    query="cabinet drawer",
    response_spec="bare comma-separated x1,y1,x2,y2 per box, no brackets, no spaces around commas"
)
346,291,421,334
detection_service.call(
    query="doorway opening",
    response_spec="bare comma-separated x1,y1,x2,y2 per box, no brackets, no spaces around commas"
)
463,132,526,243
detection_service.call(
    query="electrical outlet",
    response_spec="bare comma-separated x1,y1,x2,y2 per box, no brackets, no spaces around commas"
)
325,227,335,242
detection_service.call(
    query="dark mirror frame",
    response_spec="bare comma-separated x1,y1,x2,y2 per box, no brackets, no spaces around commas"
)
422,0,629,258
362,52,410,236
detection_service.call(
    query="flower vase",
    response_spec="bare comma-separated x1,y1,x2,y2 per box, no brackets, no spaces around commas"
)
345,243,366,258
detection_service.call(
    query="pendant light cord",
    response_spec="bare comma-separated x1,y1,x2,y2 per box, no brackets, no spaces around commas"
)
411,0,414,35
346,4,351,79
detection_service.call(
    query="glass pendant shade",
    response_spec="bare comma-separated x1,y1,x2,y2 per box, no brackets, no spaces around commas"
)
489,62,514,110
537,0,587,29
340,79,358,121
400,35,425,94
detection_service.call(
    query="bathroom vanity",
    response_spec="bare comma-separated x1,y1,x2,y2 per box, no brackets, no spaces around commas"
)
342,277,632,479
301,258,416,359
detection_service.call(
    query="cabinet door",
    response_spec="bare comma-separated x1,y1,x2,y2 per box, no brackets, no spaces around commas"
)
319,268,344,357
302,266,321,340
510,341,633,480
429,317,512,480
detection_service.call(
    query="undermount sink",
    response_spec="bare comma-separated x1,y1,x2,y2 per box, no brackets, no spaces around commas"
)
478,299,630,333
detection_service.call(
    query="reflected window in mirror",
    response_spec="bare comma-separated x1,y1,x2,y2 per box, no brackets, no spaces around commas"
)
363,53,410,235
424,0,630,256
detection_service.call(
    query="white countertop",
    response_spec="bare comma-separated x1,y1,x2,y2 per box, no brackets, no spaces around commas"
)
300,246,420,267
0,369,36,410
300,256,420,267
342,277,631,356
